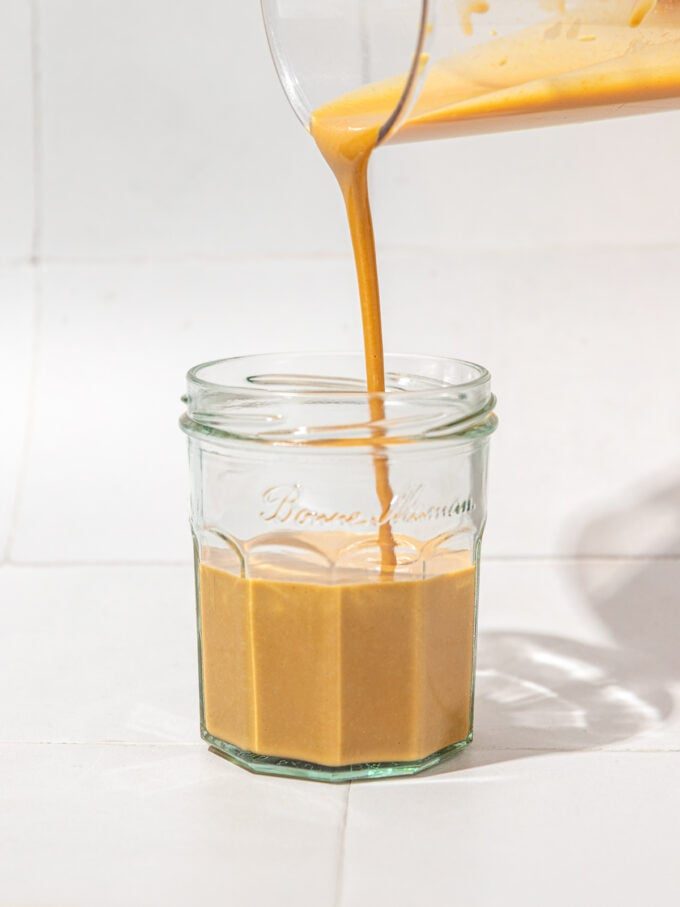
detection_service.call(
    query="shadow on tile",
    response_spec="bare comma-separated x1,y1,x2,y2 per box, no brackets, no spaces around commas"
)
422,628,671,779
574,475,680,679
425,480,680,779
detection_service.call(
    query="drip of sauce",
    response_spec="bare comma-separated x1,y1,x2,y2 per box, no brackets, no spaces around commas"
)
630,0,658,27
458,0,491,37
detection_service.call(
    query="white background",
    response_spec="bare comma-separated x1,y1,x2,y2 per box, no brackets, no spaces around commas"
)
1,1,679,904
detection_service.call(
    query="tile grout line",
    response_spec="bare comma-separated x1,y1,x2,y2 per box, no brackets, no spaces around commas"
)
3,559,194,568
484,554,680,563
3,239,680,270
29,0,42,265
0,741,678,753
5,555,680,569
2,270,43,565
333,784,351,907
4,0,45,565
0,741,203,748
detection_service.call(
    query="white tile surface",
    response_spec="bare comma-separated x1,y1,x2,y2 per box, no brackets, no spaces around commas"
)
0,565,197,743
39,0,349,259
341,751,680,907
0,0,33,260
0,268,34,555
11,261,360,563
0,743,347,907
375,111,680,250
377,245,680,556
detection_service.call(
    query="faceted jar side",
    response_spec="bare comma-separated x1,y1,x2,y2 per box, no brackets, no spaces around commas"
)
182,354,496,782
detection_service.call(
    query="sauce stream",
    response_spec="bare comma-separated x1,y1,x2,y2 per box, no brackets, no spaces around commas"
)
311,0,680,573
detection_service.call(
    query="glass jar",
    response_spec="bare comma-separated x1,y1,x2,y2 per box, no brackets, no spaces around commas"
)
180,353,497,782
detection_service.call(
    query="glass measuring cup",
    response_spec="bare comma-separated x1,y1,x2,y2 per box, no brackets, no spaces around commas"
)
261,0,680,146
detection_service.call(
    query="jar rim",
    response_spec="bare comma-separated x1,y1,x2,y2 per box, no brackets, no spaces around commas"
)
186,352,490,400
181,352,497,446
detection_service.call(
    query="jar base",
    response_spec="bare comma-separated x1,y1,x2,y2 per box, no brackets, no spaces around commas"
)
202,729,473,783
